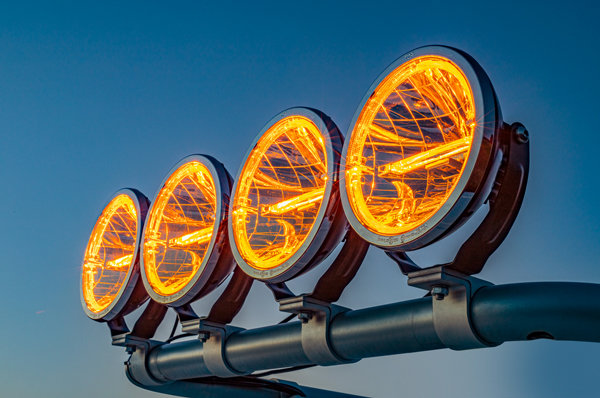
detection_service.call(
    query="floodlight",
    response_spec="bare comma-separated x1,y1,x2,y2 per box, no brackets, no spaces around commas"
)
340,46,529,274
81,189,149,322
140,155,237,307
229,107,354,285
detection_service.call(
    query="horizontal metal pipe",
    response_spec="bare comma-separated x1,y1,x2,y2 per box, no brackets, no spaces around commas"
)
329,297,443,360
144,282,600,382
148,340,209,381
226,321,307,372
472,282,600,343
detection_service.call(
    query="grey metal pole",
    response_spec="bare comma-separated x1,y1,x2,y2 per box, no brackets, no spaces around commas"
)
139,282,600,383
471,282,600,343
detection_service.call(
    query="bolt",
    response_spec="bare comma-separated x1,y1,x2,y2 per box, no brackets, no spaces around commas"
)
198,331,210,342
513,123,529,144
298,312,312,323
126,346,136,354
432,286,449,300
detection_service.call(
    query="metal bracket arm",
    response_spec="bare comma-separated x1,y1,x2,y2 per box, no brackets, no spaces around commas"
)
279,295,356,366
408,265,496,350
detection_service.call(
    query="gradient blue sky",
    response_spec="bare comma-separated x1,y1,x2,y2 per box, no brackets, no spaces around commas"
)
1,1,599,397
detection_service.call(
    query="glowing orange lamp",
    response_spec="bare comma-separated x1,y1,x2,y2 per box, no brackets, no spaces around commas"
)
342,46,498,250
81,189,149,322
229,107,364,287
341,46,529,274
140,155,237,307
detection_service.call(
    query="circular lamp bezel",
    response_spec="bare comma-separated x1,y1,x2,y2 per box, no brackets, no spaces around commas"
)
340,45,502,251
80,188,150,321
140,154,235,307
229,107,346,283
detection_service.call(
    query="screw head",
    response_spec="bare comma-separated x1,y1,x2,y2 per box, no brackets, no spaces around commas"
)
432,286,449,300
198,331,210,342
513,124,529,144
298,312,312,323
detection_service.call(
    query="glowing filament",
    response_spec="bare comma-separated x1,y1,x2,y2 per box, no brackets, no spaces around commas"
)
378,136,470,177
105,254,134,271
261,188,326,216
369,124,426,147
168,227,213,247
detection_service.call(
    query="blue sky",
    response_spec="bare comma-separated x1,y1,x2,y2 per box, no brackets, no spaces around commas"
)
1,1,599,397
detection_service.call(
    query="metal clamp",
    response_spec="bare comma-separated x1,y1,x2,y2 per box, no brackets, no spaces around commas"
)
180,317,246,378
112,332,160,350
279,295,355,366
112,333,166,387
408,265,496,350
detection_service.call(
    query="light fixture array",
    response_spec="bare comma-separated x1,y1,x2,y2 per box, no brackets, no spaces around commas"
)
81,45,529,342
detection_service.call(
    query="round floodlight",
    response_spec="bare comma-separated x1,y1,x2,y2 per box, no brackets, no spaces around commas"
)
141,155,235,306
81,189,149,321
229,107,346,283
340,46,501,251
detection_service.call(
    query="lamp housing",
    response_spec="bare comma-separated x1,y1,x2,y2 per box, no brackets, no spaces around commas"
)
340,45,502,251
229,107,347,283
140,155,235,307
81,188,149,322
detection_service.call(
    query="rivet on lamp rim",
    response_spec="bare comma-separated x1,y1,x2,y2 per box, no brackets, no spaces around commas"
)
340,45,502,251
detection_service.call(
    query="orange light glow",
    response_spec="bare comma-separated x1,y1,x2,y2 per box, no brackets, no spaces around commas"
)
378,136,471,177
261,187,326,216
345,55,476,236
82,194,138,314
231,116,327,270
167,227,213,247
105,254,134,271
143,161,217,297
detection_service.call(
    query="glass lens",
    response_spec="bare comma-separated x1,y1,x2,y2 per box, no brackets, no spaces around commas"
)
82,194,138,313
232,116,327,270
345,55,476,236
143,161,217,296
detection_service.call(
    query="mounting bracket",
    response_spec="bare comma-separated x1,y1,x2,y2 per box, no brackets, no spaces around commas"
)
408,265,497,350
279,295,356,366
179,316,246,378
113,333,166,387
